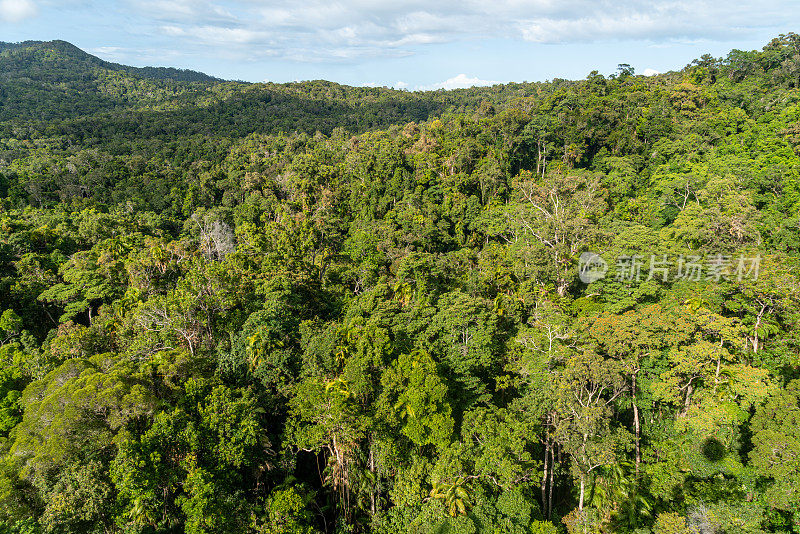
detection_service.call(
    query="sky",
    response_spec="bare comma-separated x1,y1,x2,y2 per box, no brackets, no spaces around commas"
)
1,0,800,89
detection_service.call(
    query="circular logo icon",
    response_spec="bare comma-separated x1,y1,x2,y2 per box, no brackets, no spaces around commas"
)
578,252,608,283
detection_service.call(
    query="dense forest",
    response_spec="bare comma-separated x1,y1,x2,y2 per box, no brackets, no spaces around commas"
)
1,35,800,533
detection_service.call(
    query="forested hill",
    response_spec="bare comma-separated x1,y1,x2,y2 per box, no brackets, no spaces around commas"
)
0,40,442,138
0,40,557,143
0,40,222,123
1,34,800,534
0,40,220,82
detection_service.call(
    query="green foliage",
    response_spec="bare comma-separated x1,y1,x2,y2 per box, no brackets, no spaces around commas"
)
379,350,454,448
255,487,317,534
0,34,800,534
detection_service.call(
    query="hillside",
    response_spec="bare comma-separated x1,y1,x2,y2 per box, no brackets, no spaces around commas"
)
0,34,799,534
0,40,220,82
0,40,564,144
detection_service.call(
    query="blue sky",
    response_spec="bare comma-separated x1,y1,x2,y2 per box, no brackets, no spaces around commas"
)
2,0,799,89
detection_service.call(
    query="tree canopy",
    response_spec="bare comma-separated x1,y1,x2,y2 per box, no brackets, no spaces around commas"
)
1,35,800,533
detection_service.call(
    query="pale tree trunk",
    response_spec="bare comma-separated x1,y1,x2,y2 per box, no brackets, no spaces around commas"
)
751,303,767,354
683,382,693,416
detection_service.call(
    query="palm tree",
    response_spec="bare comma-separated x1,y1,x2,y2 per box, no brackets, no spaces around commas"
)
429,477,471,517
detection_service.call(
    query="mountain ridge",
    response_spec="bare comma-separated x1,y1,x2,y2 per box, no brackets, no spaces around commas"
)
0,39,556,142
0,39,221,82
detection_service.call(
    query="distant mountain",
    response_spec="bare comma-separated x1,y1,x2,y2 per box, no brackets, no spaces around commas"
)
0,40,537,143
0,40,230,126
5,39,658,149
0,40,220,82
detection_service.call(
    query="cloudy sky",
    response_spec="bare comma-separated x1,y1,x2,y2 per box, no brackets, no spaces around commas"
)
2,0,799,88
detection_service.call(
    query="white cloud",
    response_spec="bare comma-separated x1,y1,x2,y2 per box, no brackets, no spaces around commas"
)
88,46,125,61
86,45,187,66
643,68,660,76
119,0,794,63
0,0,37,22
133,0,237,24
393,81,409,89
519,14,668,43
90,46,123,54
161,24,269,44
418,73,501,91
